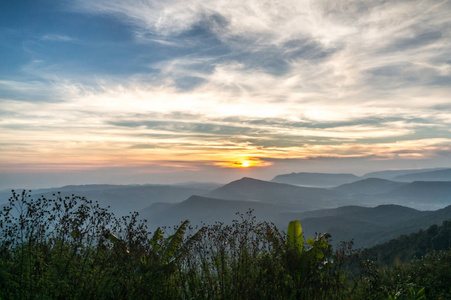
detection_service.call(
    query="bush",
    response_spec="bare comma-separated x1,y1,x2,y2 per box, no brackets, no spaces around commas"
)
1,190,449,299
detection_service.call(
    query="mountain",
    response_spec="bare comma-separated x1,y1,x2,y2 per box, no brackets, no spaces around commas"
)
141,195,451,249
367,220,451,265
377,205,451,243
333,178,407,195
271,172,359,187
206,177,344,211
280,205,384,220
35,184,133,193
141,195,289,228
276,204,451,248
139,202,175,220
380,181,451,210
6,174,451,250
10,184,211,217
362,168,445,180
393,168,451,182
172,181,223,190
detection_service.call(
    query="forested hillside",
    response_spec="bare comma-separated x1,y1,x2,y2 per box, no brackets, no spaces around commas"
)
367,220,451,265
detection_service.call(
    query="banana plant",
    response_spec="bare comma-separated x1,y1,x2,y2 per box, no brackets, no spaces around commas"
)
104,220,205,277
138,220,206,276
154,220,205,265
287,220,304,254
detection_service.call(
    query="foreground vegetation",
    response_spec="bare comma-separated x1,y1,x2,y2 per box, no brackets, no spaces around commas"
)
0,191,450,299
368,220,451,265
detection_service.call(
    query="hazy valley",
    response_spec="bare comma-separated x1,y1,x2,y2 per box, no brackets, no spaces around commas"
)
3,167,451,249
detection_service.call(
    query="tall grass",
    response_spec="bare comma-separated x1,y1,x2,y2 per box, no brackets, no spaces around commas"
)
1,190,449,299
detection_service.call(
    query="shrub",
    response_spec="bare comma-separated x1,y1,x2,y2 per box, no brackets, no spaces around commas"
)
2,190,448,299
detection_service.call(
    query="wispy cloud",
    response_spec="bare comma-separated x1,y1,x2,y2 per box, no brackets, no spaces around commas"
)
1,0,450,181
41,34,76,42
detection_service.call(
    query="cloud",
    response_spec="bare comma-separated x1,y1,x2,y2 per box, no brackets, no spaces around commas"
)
75,0,359,47
25,0,451,110
1,0,450,181
1,74,449,171
41,34,76,42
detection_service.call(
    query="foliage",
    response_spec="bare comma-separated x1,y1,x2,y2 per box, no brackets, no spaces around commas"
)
353,249,451,299
367,220,451,265
0,190,450,299
0,190,195,299
287,220,303,253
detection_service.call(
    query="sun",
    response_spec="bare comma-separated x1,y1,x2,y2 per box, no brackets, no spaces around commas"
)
231,159,262,168
239,160,252,168
214,157,272,169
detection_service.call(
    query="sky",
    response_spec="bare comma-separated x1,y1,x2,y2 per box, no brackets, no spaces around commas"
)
1,0,451,189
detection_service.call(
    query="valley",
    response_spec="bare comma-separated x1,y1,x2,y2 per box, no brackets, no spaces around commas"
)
3,167,451,249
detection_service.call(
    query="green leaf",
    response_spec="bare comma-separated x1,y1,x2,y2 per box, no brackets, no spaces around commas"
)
173,226,206,262
151,227,164,252
161,220,189,264
287,220,303,253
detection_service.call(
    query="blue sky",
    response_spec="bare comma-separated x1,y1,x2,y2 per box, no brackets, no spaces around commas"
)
1,0,451,188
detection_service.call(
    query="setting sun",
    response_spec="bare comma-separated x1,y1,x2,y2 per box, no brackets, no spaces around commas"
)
239,160,252,168
214,158,272,169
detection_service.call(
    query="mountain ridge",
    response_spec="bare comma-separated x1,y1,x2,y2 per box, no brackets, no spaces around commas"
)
206,177,343,211
333,178,407,195
271,172,359,187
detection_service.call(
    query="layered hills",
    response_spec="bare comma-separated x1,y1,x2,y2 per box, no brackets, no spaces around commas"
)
393,168,451,182
271,168,451,186
206,177,343,210
2,167,451,249
5,184,213,217
332,178,407,195
279,204,451,248
361,168,447,180
141,195,287,228
271,172,359,187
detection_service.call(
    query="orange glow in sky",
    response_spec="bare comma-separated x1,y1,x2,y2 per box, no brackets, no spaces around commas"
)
1,0,451,189
214,158,271,169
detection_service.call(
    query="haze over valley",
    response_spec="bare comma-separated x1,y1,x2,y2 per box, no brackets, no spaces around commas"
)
3,167,451,248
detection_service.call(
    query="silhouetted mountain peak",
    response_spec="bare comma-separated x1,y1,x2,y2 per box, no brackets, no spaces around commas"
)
372,204,420,213
238,177,264,183
239,177,273,183
215,177,292,190
183,195,218,204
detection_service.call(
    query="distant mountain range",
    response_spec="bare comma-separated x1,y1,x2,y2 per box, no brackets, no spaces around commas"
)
271,172,359,187
361,168,446,180
332,178,407,195
379,181,451,206
271,168,451,187
142,194,451,248
392,168,451,182
206,177,344,210
279,204,451,248
2,167,451,248
1,184,214,217
141,195,287,228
